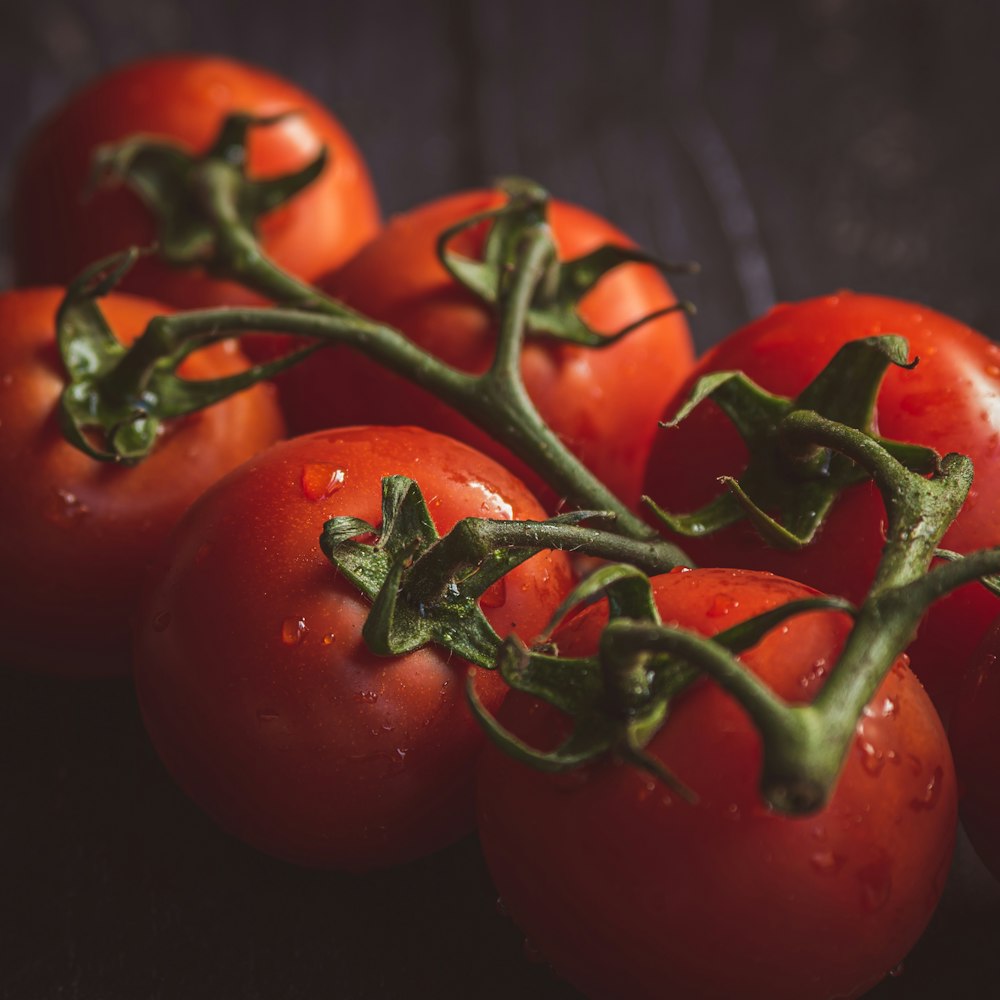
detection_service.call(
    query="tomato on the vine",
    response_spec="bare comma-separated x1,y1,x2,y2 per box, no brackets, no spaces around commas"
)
133,425,574,871
276,189,695,506
0,287,284,676
477,567,956,1000
950,614,1000,882
11,54,380,309
643,292,1000,715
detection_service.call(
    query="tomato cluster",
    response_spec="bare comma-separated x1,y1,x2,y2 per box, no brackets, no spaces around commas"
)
3,52,997,1000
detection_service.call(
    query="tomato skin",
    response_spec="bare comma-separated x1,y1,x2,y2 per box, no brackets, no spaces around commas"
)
643,292,1000,715
0,288,284,677
276,189,695,506
11,55,380,310
133,426,574,871
950,616,1000,881
478,568,956,1000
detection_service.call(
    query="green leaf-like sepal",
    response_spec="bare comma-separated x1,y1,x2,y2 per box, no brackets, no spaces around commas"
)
540,562,661,642
56,249,321,463
438,177,697,348
646,336,942,548
91,111,327,269
321,476,511,668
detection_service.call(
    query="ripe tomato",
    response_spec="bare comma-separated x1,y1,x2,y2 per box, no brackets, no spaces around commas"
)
950,615,1000,882
0,287,284,677
133,426,574,871
643,292,1000,715
478,568,956,1000
11,54,380,309
276,189,695,507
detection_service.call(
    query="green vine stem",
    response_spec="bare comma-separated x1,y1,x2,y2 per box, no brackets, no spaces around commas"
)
58,238,683,549
640,427,1000,810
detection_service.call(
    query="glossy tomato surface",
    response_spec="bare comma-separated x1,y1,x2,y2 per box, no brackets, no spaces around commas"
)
11,54,380,309
0,287,284,676
643,292,1000,715
277,189,695,507
478,568,956,1000
950,615,1000,882
134,426,574,871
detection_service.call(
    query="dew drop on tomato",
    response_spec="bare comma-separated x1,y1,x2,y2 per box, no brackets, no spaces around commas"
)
300,463,346,501
909,766,944,811
809,850,847,876
281,617,307,645
857,856,893,913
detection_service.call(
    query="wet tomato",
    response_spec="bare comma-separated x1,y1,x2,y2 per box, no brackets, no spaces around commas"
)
133,426,574,871
478,568,956,1000
11,54,380,309
0,287,284,676
643,292,1000,715
277,189,695,506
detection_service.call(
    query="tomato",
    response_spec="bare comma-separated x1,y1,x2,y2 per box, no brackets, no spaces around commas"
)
477,567,956,1000
276,189,695,507
11,54,380,310
643,292,1000,715
0,287,284,677
133,425,574,871
950,615,1000,881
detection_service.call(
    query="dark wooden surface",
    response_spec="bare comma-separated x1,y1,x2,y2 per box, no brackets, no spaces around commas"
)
2,1,1000,997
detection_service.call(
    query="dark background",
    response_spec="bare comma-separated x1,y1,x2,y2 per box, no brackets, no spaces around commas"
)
2,0,999,997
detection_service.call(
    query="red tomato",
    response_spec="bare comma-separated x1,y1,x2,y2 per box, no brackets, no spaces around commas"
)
0,287,284,676
276,189,695,507
950,615,1000,881
11,54,380,309
133,426,574,871
643,292,1000,715
478,568,956,1000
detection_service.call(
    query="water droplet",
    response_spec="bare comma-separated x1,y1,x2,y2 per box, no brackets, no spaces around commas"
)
356,690,379,704
47,488,91,524
281,617,307,645
858,858,892,912
726,803,742,820
810,849,847,875
152,611,172,633
322,632,336,645
708,594,739,618
910,766,943,811
858,739,885,776
889,962,905,979
480,578,507,609
300,463,346,501
495,896,509,917
668,565,692,574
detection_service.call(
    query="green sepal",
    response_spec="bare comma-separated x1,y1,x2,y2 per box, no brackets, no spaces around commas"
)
437,176,697,348
712,595,857,653
91,111,327,268
320,476,506,668
56,249,320,463
646,336,941,547
468,581,859,796
540,562,661,643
